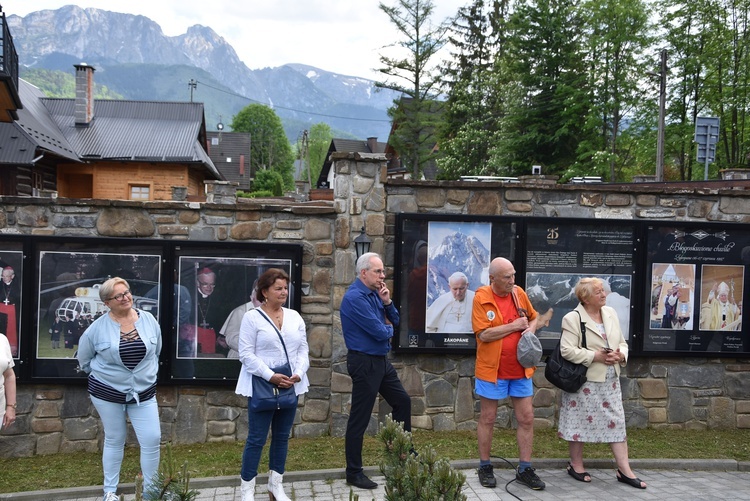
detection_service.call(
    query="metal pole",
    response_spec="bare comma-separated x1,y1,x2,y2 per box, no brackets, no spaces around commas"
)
704,124,711,180
655,49,667,181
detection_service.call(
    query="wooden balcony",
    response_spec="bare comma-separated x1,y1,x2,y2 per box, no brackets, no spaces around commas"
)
0,10,21,122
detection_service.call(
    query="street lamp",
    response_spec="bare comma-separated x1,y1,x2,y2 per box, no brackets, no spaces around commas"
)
354,226,372,260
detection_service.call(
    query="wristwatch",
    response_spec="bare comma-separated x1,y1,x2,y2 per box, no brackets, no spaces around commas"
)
6,403,16,409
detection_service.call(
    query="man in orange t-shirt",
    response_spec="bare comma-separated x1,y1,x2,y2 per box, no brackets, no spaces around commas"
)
471,257,544,491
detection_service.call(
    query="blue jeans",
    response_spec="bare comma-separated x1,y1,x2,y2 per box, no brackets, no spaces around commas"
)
241,397,298,481
90,396,161,494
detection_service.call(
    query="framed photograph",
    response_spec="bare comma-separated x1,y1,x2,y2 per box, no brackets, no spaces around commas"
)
170,242,302,381
524,220,637,350
698,264,743,333
395,214,517,353
0,244,25,360
642,224,750,354
31,238,165,380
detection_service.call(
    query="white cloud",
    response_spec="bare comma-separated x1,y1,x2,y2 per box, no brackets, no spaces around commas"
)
7,0,466,80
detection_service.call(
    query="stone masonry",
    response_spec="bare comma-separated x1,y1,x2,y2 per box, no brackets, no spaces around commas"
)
0,158,749,458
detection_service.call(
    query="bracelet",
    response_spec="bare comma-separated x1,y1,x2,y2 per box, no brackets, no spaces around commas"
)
6,403,16,409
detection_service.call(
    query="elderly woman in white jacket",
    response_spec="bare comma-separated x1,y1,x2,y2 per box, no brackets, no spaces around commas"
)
557,277,646,489
235,268,309,501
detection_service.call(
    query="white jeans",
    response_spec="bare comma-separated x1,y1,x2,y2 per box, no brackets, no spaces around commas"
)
90,395,161,494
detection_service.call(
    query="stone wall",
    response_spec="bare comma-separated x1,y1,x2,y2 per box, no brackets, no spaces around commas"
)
1,160,750,459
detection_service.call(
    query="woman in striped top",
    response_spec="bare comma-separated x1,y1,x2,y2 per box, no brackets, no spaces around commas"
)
77,277,162,501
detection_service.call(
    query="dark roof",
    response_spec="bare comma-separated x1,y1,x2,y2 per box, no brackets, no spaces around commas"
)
41,98,220,178
315,137,387,187
206,131,252,190
0,79,78,165
331,138,386,155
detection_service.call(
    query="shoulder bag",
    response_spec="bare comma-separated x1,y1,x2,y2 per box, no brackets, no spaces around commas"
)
544,310,588,393
249,309,298,412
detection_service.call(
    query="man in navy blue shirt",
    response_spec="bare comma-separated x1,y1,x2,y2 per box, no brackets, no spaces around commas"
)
340,252,411,489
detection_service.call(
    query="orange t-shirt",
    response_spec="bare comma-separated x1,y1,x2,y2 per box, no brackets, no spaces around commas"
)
493,292,525,380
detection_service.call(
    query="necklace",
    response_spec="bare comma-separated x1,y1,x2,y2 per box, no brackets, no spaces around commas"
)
2,281,11,305
198,295,212,328
448,299,467,322
110,311,139,341
263,305,283,329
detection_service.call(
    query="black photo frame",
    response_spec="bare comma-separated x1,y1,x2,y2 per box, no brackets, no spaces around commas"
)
641,223,749,354
395,214,517,353
0,241,25,361
524,220,638,351
396,214,749,357
169,241,302,382
31,238,166,380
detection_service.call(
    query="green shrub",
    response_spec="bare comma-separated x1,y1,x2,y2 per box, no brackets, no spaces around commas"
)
237,190,275,198
375,416,467,501
137,443,199,501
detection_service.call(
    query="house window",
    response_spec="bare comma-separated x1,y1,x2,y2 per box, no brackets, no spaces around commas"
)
129,184,151,201
211,137,219,145
31,172,43,197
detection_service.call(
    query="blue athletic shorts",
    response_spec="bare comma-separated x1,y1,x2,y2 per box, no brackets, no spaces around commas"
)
475,377,533,399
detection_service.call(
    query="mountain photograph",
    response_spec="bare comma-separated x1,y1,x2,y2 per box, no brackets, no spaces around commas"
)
9,5,398,142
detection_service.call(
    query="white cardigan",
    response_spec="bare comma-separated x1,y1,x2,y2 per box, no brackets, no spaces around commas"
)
235,307,310,398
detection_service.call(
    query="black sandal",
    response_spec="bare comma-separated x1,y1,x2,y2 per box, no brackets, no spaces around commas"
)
567,462,591,482
616,469,646,489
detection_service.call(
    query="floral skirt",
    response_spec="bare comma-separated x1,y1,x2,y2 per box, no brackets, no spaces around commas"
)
557,365,627,443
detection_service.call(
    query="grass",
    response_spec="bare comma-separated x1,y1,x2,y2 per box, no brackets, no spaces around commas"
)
1,428,749,493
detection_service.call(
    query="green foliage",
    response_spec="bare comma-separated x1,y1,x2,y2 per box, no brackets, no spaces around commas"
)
20,68,122,99
437,0,508,179
251,169,285,196
1,428,750,494
377,416,467,501
237,190,275,198
139,443,199,501
230,104,295,190
298,123,333,185
377,0,450,177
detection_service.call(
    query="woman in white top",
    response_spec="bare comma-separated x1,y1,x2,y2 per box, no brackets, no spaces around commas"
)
0,332,16,430
558,277,646,489
236,268,309,501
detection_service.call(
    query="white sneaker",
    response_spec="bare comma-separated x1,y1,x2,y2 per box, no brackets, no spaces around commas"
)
103,492,120,501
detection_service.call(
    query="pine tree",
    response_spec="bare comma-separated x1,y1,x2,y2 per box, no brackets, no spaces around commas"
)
376,0,450,178
437,0,509,179
494,0,590,177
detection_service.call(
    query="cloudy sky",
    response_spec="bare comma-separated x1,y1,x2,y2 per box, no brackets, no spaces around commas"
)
7,0,467,80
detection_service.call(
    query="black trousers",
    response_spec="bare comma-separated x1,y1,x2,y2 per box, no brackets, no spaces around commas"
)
345,350,411,476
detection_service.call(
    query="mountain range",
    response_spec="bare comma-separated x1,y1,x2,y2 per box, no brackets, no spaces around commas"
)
8,5,399,142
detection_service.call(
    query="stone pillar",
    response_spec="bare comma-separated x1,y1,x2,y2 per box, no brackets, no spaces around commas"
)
204,181,239,204
171,186,188,201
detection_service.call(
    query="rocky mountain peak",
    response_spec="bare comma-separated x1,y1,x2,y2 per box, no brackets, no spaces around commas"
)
9,6,397,140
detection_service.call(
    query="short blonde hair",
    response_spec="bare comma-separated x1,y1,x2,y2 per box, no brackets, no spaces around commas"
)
574,277,604,305
99,277,130,302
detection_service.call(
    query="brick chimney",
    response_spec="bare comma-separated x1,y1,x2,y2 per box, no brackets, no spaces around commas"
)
367,137,378,153
74,63,95,126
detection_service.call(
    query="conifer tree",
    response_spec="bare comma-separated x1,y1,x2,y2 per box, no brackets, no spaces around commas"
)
437,0,509,179
376,0,450,178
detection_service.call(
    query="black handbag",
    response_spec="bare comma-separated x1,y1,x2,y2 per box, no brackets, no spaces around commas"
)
545,310,588,393
249,309,298,412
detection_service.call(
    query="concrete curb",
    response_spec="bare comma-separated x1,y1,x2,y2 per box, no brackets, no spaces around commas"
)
0,458,742,500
